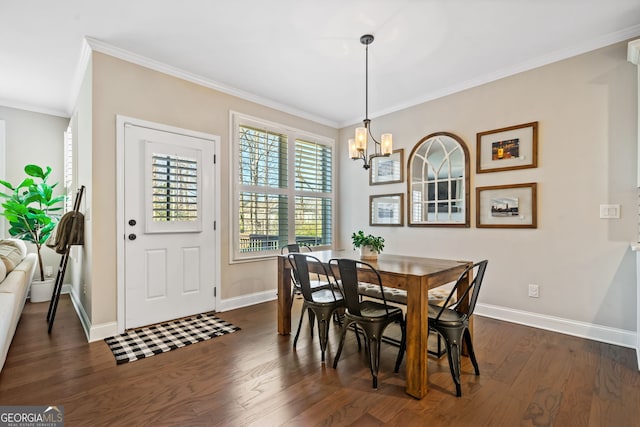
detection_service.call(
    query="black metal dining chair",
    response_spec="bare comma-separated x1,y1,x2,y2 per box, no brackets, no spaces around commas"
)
330,258,406,389
428,259,488,397
288,253,345,363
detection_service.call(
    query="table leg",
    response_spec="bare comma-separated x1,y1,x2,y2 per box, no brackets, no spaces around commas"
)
277,256,292,335
404,276,429,399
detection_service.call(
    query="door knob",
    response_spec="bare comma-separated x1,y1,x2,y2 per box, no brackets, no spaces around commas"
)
128,234,137,241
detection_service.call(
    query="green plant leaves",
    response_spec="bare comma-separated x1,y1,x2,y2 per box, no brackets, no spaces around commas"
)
351,230,385,253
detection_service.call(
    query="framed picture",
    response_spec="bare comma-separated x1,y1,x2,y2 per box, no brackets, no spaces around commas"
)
476,122,538,173
370,149,404,185
476,183,537,228
370,193,404,226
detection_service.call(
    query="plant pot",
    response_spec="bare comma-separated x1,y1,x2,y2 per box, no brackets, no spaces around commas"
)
30,278,55,303
359,246,379,260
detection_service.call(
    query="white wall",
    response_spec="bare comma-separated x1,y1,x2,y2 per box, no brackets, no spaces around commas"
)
339,40,638,343
0,106,69,274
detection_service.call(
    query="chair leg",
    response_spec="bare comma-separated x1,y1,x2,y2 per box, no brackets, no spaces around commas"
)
318,317,329,363
308,310,316,337
333,321,351,369
463,328,480,375
446,341,462,397
293,302,307,348
367,335,381,389
394,320,406,373
316,306,335,363
441,328,465,397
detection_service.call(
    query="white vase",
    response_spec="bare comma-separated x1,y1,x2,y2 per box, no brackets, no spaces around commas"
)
30,278,55,303
360,246,378,260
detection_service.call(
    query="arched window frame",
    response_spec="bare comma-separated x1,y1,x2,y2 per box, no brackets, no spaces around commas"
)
407,132,470,227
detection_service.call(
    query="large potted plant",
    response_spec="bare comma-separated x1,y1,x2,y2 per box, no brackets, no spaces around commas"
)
351,230,385,260
0,165,65,301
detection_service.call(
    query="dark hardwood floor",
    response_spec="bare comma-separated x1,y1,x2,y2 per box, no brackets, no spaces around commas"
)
1,295,639,426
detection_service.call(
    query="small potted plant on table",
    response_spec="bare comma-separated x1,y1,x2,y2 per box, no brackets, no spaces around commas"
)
351,230,385,260
0,165,65,302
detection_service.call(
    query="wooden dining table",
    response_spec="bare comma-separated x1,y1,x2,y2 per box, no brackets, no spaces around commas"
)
277,249,473,399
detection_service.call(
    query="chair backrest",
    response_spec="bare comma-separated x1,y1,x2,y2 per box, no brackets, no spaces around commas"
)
280,243,311,255
331,258,392,317
288,253,339,302
434,260,488,321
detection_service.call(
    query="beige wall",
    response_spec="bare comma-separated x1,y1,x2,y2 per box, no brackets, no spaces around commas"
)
0,106,68,274
339,41,638,331
87,52,338,326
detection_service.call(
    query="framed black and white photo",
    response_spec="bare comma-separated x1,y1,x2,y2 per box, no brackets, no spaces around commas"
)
370,193,404,226
370,149,404,185
476,122,538,173
476,183,537,228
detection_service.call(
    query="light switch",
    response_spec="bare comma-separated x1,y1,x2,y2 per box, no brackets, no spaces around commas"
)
599,204,620,219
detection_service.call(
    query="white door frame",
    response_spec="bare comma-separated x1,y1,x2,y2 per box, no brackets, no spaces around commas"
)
115,115,220,334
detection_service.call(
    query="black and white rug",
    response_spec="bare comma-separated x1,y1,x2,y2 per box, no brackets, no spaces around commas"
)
104,312,240,364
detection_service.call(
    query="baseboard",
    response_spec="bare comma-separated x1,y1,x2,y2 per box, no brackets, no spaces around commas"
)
217,289,277,312
475,303,636,349
68,286,118,342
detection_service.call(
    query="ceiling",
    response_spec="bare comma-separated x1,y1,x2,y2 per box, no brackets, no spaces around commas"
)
2,1,640,127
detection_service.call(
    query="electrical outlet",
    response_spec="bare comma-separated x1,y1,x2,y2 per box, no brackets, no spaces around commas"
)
528,284,539,298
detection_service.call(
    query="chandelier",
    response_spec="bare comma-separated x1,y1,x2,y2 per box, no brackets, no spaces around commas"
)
348,34,392,170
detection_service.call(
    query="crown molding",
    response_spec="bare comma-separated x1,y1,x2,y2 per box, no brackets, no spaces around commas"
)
0,97,69,118
628,39,640,65
81,37,338,128
340,23,640,128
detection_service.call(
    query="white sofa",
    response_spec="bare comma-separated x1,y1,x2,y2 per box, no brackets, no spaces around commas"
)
0,239,37,372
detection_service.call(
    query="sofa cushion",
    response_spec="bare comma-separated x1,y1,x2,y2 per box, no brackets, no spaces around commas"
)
0,240,25,273
3,239,27,258
0,261,5,283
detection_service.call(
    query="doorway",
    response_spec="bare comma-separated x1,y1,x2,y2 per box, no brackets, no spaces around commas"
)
116,116,220,331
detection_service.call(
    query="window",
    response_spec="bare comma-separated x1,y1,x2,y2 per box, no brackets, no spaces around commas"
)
408,132,470,227
232,113,334,260
63,124,74,212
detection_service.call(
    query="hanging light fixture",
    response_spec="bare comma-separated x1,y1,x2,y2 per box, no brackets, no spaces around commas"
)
348,34,392,170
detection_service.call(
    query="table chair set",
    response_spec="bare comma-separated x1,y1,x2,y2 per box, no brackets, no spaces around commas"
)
284,247,488,396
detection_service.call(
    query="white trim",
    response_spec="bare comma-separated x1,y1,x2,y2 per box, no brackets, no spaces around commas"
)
475,303,636,349
0,120,4,238
216,289,277,313
228,111,336,263
116,115,220,334
65,38,93,116
341,24,640,127
86,37,337,128
69,285,118,342
628,39,640,65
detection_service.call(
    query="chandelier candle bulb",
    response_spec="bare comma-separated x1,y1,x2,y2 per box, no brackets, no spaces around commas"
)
355,127,367,151
348,138,359,159
381,134,393,155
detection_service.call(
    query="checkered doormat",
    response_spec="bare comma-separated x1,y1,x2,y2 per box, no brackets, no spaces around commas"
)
104,312,240,364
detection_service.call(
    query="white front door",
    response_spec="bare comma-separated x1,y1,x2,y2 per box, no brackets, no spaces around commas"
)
123,123,216,329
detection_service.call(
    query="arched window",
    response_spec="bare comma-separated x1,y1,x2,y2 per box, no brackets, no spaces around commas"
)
408,132,470,227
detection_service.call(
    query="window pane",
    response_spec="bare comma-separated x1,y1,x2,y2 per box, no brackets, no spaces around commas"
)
151,153,198,222
295,139,332,192
239,126,287,188
295,196,332,246
238,192,288,252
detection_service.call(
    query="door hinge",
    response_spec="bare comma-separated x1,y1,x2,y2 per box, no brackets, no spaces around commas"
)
213,221,216,230
214,286,217,297
213,154,216,164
